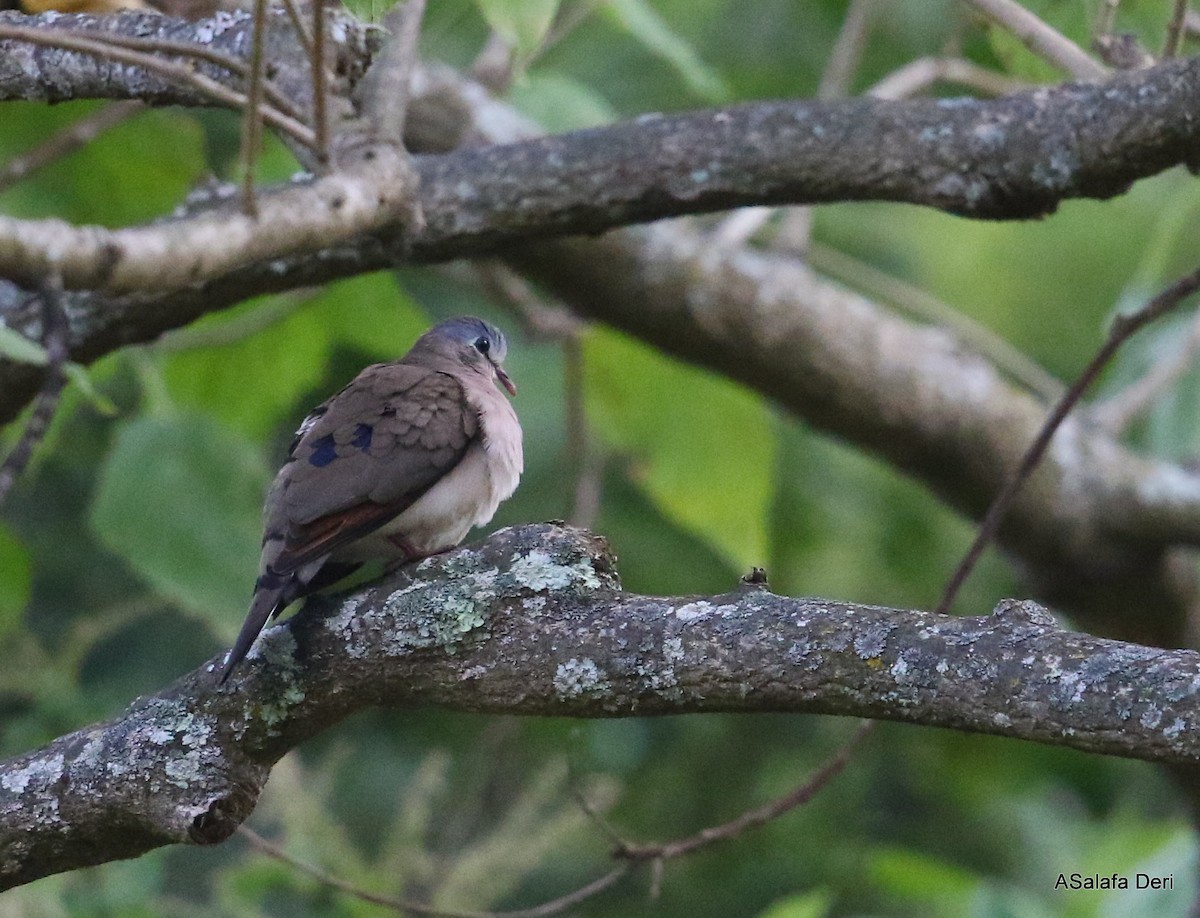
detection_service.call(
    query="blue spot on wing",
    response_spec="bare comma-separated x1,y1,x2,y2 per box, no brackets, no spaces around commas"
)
309,435,337,467
352,423,373,451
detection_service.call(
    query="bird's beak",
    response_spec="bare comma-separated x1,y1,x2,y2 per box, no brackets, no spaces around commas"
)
495,365,517,397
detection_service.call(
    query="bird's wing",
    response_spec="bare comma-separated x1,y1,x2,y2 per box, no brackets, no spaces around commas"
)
266,362,478,574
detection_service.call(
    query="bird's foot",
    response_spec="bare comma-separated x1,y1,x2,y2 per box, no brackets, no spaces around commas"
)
384,538,458,572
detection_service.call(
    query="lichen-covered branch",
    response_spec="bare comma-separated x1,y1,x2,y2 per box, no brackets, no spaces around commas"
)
1,12,1200,304
4,523,1200,890
505,228,1200,647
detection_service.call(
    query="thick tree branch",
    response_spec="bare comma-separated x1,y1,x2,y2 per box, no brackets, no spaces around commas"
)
0,9,369,116
1,12,1199,298
0,45,1197,406
3,523,1200,890
508,228,1200,645
0,145,418,292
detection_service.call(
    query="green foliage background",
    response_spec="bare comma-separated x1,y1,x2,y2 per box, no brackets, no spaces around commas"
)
3,0,1200,915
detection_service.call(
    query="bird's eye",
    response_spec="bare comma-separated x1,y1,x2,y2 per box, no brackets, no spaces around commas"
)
473,336,491,355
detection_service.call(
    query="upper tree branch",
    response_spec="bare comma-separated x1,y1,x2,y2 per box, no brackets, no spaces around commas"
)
505,228,1200,646
0,24,1197,404
0,11,1199,297
3,524,1200,890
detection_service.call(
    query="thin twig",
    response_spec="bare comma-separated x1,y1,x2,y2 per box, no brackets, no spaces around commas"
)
818,0,873,99
561,335,603,529
239,0,270,217
1092,307,1200,432
615,720,875,862
1094,0,1121,41
708,206,773,252
0,23,315,149
38,27,307,124
0,275,69,507
361,0,428,144
868,56,1030,99
312,0,330,166
280,0,315,58
936,263,1200,614
238,825,629,918
1188,9,1200,39
469,30,516,93
963,0,1109,80
1165,0,1189,58
0,101,142,194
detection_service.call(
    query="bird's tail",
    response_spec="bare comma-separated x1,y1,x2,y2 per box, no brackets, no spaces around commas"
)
218,575,287,684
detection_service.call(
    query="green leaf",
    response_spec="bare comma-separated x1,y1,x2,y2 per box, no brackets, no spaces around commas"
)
161,274,427,441
509,71,620,131
0,324,48,366
0,105,205,226
475,0,561,62
89,414,268,624
756,891,833,918
870,847,979,905
602,0,730,102
0,523,31,640
160,295,333,441
584,327,773,570
63,363,119,416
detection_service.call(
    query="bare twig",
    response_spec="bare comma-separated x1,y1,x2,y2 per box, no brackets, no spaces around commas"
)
469,30,516,93
1165,0,1190,58
868,56,1030,99
1092,307,1200,433
311,0,329,166
237,717,869,915
1094,0,1121,41
280,0,315,58
0,101,142,193
615,720,875,862
963,0,1109,80
936,263,1200,614
561,335,602,529
239,0,269,216
0,275,68,506
818,0,873,99
362,0,427,144
41,27,307,124
238,825,630,918
0,23,315,149
708,206,773,252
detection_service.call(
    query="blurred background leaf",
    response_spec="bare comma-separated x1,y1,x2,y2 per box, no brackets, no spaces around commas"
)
3,0,1200,916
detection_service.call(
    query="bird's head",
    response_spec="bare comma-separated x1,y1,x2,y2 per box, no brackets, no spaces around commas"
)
415,316,517,397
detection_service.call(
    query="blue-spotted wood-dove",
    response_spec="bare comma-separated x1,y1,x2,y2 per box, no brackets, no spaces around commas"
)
219,316,523,683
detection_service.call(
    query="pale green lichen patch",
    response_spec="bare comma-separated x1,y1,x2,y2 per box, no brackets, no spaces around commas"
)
2,753,64,795
1164,718,1187,739
325,597,369,658
257,679,307,728
376,571,497,655
511,549,601,592
119,703,223,785
554,657,611,698
251,627,301,672
674,601,736,621
163,751,207,789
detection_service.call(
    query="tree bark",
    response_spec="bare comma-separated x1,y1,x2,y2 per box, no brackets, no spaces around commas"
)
4,523,1200,890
